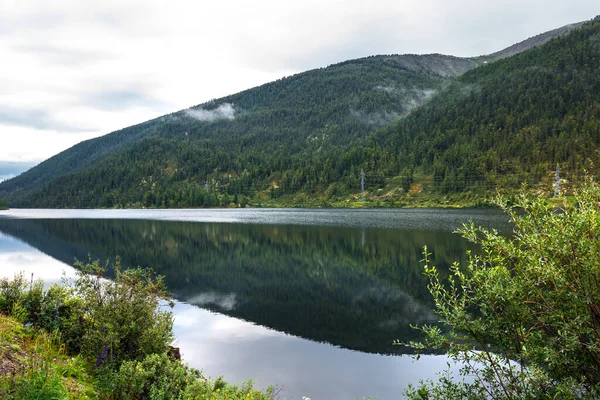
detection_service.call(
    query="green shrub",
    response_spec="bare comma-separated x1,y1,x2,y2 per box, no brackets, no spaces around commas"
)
184,376,276,400
22,279,43,325
101,354,276,400
71,259,174,368
39,285,85,354
0,273,28,318
109,352,200,400
0,273,85,354
406,180,600,399
0,259,175,369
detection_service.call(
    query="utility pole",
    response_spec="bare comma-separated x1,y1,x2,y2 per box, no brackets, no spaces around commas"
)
554,164,560,197
360,169,365,201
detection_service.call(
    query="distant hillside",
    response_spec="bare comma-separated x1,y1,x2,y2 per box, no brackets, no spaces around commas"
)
0,18,594,208
0,54,469,207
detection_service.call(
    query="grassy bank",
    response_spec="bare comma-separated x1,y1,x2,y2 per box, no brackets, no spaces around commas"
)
0,313,97,399
0,262,275,399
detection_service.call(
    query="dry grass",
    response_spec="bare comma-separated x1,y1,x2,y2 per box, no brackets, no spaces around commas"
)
0,314,27,376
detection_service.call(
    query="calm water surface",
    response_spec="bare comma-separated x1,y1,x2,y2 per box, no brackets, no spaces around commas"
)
0,208,510,399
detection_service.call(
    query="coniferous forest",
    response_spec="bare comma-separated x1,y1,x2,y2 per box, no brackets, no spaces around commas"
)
1,17,599,208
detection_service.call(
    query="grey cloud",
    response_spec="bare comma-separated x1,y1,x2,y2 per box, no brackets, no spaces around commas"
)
235,3,599,72
0,161,36,176
84,90,166,111
185,103,236,122
233,12,433,71
351,87,437,126
13,43,116,66
445,2,595,57
0,7,150,37
0,11,67,36
0,107,92,133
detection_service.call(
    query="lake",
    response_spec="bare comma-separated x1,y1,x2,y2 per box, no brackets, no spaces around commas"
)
0,208,510,399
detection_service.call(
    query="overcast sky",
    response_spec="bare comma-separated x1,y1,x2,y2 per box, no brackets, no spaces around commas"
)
0,0,598,173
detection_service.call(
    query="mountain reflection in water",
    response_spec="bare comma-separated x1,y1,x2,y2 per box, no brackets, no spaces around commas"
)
0,213,508,355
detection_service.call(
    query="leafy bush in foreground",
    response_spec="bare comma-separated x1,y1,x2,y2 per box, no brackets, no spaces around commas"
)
107,352,276,400
0,274,84,352
0,259,174,367
184,376,276,400
406,180,600,399
0,261,275,399
71,259,174,368
108,352,200,399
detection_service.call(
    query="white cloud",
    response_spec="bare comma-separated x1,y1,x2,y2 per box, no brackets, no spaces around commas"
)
0,126,98,162
185,103,237,122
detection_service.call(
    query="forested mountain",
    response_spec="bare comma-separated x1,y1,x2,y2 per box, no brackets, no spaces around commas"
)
0,55,468,208
0,18,596,208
